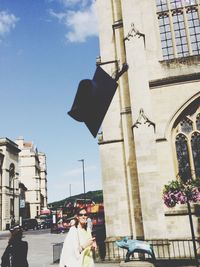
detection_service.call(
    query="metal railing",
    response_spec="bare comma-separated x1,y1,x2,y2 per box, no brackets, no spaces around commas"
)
52,238,200,263
104,238,200,262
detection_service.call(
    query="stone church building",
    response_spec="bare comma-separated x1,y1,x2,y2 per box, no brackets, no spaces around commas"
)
96,0,200,243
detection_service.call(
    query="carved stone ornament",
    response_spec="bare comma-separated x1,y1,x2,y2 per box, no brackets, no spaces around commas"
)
132,109,156,132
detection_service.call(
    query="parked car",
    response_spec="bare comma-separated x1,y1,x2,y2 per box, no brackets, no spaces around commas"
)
39,219,52,229
22,218,39,230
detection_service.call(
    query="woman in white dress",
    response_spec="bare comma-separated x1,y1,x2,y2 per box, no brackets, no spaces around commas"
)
59,208,96,267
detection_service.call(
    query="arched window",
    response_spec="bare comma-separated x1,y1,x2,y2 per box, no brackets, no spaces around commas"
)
9,163,15,188
174,107,200,182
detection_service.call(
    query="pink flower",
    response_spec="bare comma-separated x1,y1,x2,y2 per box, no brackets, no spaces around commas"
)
163,191,177,208
163,178,200,208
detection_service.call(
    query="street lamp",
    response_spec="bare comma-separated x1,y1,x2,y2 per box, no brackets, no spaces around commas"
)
9,164,16,227
78,159,86,204
186,200,199,267
11,176,19,227
69,184,72,197
176,156,199,267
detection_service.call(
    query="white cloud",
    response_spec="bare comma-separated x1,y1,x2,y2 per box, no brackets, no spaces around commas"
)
53,0,89,8
49,9,67,21
49,0,98,43
0,11,19,38
65,2,98,42
59,0,83,6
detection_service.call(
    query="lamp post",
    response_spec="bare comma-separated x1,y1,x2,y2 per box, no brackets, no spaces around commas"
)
78,159,86,204
11,177,17,227
9,164,16,227
69,184,72,197
179,168,199,267
186,199,199,267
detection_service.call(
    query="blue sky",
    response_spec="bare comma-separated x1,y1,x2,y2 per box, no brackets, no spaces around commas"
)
0,0,102,202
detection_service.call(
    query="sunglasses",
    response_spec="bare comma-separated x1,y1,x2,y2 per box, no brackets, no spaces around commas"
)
78,213,88,217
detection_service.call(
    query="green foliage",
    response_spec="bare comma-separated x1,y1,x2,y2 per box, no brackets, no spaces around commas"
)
48,190,103,208
163,180,183,193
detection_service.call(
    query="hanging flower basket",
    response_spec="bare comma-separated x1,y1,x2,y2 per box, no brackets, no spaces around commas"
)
163,179,200,208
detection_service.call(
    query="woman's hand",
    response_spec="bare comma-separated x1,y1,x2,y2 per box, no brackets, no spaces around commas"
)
91,240,97,251
82,237,96,250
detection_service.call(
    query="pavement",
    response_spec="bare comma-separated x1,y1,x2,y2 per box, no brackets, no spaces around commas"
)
0,229,119,267
1,230,197,267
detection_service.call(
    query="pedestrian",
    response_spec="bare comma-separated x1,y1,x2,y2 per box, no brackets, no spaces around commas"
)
1,226,29,267
59,207,96,267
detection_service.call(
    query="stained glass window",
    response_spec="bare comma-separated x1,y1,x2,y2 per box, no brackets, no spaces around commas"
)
196,114,200,130
191,132,200,178
175,108,200,182
180,118,193,133
175,134,192,182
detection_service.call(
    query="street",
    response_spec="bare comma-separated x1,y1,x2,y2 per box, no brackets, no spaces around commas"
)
0,229,119,267
0,229,66,267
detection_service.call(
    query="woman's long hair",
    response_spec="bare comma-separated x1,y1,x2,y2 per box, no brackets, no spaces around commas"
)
9,227,23,245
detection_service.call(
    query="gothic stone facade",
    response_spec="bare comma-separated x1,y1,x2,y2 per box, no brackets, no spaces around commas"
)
96,0,200,240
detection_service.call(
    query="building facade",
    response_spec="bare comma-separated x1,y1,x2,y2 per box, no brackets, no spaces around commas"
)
0,137,48,230
0,138,20,230
38,152,48,209
96,0,200,241
15,137,48,219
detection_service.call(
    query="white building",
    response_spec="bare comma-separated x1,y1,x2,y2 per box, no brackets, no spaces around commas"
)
0,137,48,230
96,0,200,244
0,138,20,230
15,137,48,219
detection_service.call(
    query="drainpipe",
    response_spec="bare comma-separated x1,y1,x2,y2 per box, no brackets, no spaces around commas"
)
110,0,144,239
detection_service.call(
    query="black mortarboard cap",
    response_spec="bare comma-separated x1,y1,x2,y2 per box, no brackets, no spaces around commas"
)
68,66,118,138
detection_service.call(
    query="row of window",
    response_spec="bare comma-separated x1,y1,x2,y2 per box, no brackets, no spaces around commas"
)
156,0,200,59
157,0,199,12
155,2,200,181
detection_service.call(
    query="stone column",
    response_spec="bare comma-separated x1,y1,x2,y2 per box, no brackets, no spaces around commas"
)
121,0,166,239
111,0,144,239
96,0,144,239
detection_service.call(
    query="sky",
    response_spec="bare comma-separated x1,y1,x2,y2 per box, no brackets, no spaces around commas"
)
0,0,102,203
